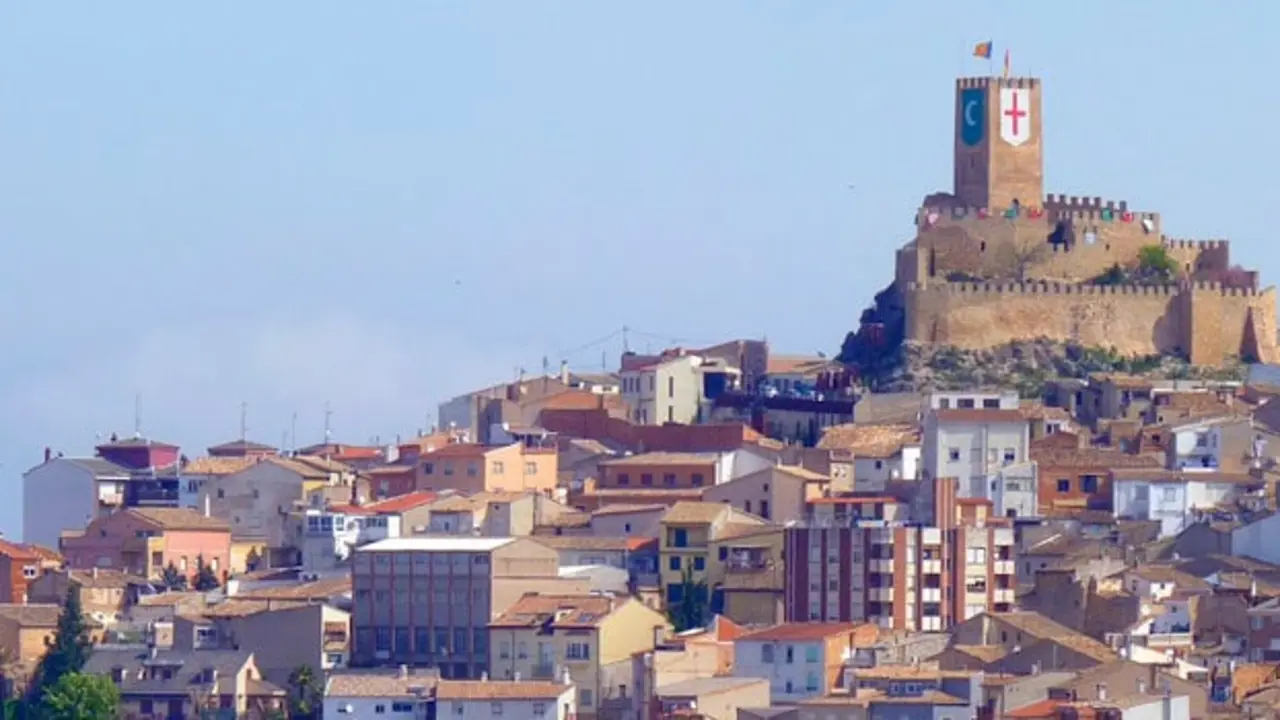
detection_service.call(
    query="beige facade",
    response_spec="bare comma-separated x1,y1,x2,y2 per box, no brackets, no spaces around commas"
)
418,444,558,497
702,465,830,524
174,602,350,682
488,593,670,719
201,459,326,548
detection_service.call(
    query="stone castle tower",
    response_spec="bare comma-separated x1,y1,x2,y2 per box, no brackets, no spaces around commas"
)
880,75,1278,367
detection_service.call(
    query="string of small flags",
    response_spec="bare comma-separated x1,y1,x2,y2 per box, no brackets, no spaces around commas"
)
923,206,1141,225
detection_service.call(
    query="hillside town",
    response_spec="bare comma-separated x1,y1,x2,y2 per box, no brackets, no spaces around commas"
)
8,72,1280,720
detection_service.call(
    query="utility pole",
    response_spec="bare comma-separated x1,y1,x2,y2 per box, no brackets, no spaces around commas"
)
622,325,630,353
239,402,248,441
133,393,143,437
290,412,298,456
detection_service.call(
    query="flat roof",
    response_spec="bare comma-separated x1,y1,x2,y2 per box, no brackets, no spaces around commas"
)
358,537,515,553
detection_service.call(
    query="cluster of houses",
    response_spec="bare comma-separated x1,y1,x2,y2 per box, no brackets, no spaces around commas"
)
10,340,1280,718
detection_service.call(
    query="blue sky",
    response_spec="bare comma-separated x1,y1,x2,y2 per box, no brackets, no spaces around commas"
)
1,3,1274,536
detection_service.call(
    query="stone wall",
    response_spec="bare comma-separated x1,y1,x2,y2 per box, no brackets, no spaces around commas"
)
903,281,1277,366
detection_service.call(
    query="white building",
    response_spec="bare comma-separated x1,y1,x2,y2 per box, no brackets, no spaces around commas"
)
23,455,129,547
921,391,1034,518
293,500,400,576
324,668,576,720
1112,470,1260,537
619,351,741,425
732,624,867,704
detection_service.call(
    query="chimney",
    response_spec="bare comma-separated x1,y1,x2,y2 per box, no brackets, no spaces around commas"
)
203,494,211,518
562,666,572,686
1096,683,1107,701
91,568,99,579
480,671,488,681
514,672,521,682
43,447,51,463
149,646,158,660
560,360,570,385
398,664,409,679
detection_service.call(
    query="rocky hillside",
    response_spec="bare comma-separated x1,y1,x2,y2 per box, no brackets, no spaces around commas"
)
851,338,1247,397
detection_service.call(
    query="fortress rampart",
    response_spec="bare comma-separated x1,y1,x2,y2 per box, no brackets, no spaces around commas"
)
903,280,1277,365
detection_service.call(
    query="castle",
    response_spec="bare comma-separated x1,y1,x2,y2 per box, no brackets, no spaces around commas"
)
885,76,1277,366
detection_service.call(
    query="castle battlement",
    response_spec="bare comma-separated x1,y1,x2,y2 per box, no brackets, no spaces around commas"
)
1162,237,1229,251
1043,194,1127,211
905,280,1267,298
956,76,1040,90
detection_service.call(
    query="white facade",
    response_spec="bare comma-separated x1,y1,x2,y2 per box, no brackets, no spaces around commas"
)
620,354,741,426
922,404,1030,501
732,638,833,704
1168,422,1227,471
323,685,576,720
22,458,121,547
719,447,776,485
987,462,1039,519
854,444,921,489
1230,513,1280,566
1115,694,1190,720
1114,477,1247,537
297,507,400,575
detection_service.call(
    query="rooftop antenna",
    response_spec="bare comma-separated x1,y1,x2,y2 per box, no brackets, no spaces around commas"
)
239,401,248,442
323,402,333,460
290,412,298,455
622,325,631,353
133,393,143,438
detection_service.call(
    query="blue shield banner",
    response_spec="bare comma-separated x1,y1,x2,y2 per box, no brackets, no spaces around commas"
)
960,88,985,146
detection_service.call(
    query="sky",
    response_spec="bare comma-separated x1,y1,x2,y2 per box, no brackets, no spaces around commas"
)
1,3,1276,537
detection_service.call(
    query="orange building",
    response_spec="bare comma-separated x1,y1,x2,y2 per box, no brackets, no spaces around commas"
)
415,443,558,496
60,508,231,582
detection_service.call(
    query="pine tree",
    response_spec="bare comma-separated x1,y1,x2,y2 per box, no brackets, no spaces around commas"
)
665,568,710,633
160,562,187,591
192,555,220,592
28,585,91,704
286,665,323,720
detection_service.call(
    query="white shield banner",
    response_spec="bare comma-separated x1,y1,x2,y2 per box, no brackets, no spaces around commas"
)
999,88,1031,146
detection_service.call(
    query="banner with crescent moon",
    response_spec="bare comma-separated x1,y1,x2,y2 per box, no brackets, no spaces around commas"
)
960,88,985,146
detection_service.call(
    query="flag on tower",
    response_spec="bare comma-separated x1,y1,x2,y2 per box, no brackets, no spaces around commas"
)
1003,49,1011,78
973,41,993,59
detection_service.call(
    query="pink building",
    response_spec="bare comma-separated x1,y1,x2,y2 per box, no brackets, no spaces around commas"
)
60,507,231,582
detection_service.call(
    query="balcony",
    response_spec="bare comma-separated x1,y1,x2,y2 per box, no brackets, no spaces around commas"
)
994,560,1015,575
869,559,894,573
1130,632,1193,648
918,587,941,603
868,587,894,602
530,662,557,680
920,559,942,574
994,588,1016,604
993,528,1014,546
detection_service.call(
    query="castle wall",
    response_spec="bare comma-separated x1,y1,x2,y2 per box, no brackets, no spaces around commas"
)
903,281,1277,366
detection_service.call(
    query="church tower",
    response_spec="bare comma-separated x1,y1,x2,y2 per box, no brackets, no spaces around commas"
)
953,76,1044,210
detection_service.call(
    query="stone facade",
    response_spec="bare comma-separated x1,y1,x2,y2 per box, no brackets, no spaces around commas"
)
885,76,1277,367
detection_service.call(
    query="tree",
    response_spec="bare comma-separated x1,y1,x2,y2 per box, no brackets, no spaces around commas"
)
38,672,119,720
160,562,187,591
28,585,91,703
287,665,323,720
665,568,710,633
1136,244,1179,283
192,555,220,592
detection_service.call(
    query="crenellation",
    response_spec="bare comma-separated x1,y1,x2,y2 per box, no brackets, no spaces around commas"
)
1161,237,1229,251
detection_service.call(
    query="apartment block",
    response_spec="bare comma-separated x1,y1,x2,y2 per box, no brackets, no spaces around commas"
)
782,518,1016,632
350,537,588,678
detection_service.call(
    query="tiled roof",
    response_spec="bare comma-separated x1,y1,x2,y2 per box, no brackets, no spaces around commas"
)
84,647,257,696
1126,565,1213,590
738,622,877,644
1089,373,1155,389
127,507,230,532
1018,401,1073,422
529,536,634,552
70,569,148,589
66,458,131,478
423,443,492,459
1111,468,1261,485
207,439,277,453
489,593,620,629
235,576,351,601
0,538,38,560
853,393,925,425
200,599,311,618
951,645,1007,663
766,355,830,375
0,604,64,627
656,676,765,697
818,423,920,457
850,666,970,680
290,455,354,475
435,680,571,700
21,543,63,563
325,670,439,698
660,501,729,526
367,464,414,476
182,457,259,476
591,503,666,516
600,452,720,467
1033,448,1163,469
933,408,1026,424
364,491,438,514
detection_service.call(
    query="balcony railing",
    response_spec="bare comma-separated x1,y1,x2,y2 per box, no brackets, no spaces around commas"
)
530,662,557,679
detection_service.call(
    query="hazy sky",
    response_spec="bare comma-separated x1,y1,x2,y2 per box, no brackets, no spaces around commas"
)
2,3,1275,536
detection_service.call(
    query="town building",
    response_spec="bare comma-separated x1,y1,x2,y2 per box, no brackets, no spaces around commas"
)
60,507,231,582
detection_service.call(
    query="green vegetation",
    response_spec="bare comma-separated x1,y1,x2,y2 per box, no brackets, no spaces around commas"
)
29,587,91,700
1091,245,1181,286
37,673,119,720
287,665,324,720
665,568,710,633
160,562,188,591
193,555,221,592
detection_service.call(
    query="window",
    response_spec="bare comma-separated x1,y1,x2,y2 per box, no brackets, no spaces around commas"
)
423,462,435,474
566,642,591,660
805,670,819,692
490,701,503,715
21,566,36,579
691,473,705,486
668,376,675,398
374,704,386,714
492,461,505,475
580,689,593,707
217,489,225,499
761,644,774,663
1081,475,1099,493
939,398,951,408
1162,487,1178,502
693,556,705,571
1002,448,1016,464
663,473,677,486
957,398,975,409
443,462,455,476
667,406,674,423
1057,479,1071,493
525,462,537,475
617,473,630,486
641,474,653,486
983,398,1000,409
966,547,986,564
760,500,770,519
948,447,961,462
874,460,883,470
669,557,681,571
532,703,547,717
392,703,414,712
805,645,820,663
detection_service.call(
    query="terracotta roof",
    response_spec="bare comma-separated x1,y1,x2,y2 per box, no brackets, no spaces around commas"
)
69,569,147,589
424,443,492,459
1111,468,1261,485
933,408,1027,424
852,666,972,680
429,495,481,513
366,465,414,476
1018,401,1073,422
766,355,830,375
0,603,68,627
183,456,259,475
435,680,571,701
290,455,354,474
1006,699,1062,718
126,507,230,532
21,543,63,563
235,576,352,601
208,439,277,453
591,503,666,516
600,452,720,467
1033,447,1163,469
660,501,730,526
0,538,39,560
1232,663,1280,705
136,591,208,607
200,599,312,618
530,536,634,553
951,645,1007,663
738,622,877,644
259,456,334,479
1126,565,1214,590
325,671,439,698
364,491,438,514
490,593,620,629
818,423,920,457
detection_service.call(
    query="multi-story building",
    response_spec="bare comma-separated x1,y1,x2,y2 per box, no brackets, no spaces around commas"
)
350,537,589,678
22,437,183,547
1112,468,1263,537
922,391,1038,518
487,592,669,717
60,507,232,582
817,423,921,491
619,349,742,425
731,622,880,704
0,539,46,604
702,464,832,523
324,669,579,720
290,499,402,576
782,488,1016,631
657,502,768,606
415,443,558,496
